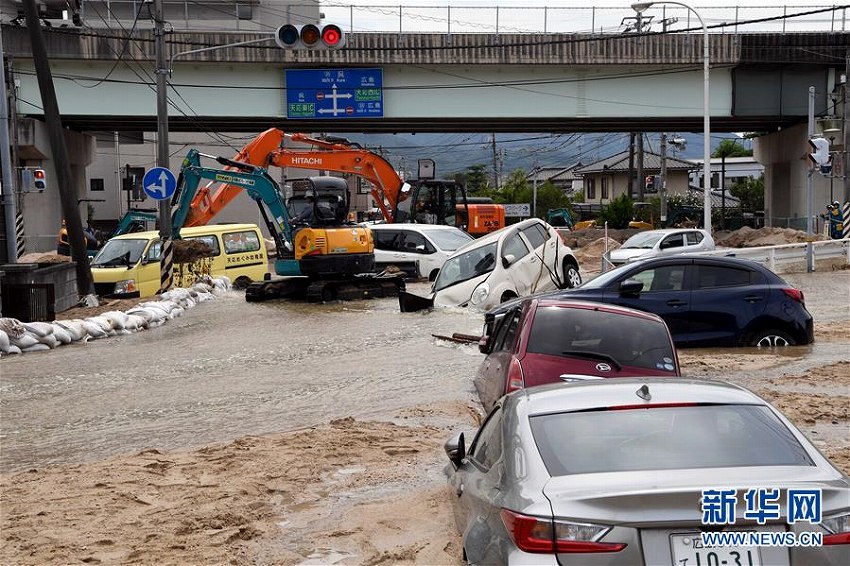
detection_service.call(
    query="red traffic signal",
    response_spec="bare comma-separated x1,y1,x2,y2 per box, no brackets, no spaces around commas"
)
33,168,47,191
275,23,345,50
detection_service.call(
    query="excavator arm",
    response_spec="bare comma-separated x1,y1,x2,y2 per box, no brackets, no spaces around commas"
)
171,148,294,255
183,128,409,228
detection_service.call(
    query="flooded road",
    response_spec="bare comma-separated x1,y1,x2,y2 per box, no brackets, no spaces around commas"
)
0,283,484,473
1,272,848,475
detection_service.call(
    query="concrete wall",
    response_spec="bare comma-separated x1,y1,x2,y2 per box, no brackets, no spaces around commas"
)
15,119,94,253
754,123,833,230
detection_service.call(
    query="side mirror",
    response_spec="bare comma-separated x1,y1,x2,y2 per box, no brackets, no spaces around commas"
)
502,254,516,268
444,432,466,469
619,279,644,296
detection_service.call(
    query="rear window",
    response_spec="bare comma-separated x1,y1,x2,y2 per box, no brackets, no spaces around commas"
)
527,306,675,372
530,404,814,476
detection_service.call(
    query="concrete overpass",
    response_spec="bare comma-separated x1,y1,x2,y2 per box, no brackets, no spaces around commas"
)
1,25,847,252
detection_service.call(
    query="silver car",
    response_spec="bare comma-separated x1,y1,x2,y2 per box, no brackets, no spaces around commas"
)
609,228,715,266
445,379,850,565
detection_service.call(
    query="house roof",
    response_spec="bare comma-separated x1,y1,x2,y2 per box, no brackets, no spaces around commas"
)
688,186,742,207
526,163,583,183
575,151,697,175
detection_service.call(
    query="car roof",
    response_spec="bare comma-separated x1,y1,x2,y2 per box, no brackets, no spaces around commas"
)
534,298,667,324
368,223,467,233
517,378,761,416
110,224,259,240
635,228,707,235
453,218,547,249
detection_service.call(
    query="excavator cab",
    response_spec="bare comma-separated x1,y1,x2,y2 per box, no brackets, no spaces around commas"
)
287,177,350,227
395,179,469,230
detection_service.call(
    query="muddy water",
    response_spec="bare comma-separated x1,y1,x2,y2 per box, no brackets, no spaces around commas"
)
0,283,484,474
1,272,848,475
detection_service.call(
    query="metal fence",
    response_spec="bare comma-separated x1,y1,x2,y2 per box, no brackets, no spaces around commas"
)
601,238,850,274
74,2,846,34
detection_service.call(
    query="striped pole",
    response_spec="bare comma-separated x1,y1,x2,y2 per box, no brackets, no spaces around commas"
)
15,211,25,258
842,202,850,239
159,236,173,293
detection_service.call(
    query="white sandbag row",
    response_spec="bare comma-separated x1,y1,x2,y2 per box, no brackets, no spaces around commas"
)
0,276,231,356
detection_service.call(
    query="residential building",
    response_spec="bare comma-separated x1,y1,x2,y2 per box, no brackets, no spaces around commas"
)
575,151,697,204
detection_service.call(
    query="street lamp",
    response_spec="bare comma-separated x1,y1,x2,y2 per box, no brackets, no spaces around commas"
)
631,1,711,233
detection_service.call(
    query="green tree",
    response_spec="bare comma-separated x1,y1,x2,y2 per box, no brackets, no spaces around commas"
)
534,181,571,220
455,164,490,195
730,175,765,213
597,193,634,229
712,139,753,159
494,168,530,205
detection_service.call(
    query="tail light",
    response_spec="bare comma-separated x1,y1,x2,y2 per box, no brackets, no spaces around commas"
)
782,287,804,304
505,357,524,393
500,510,627,554
823,513,850,545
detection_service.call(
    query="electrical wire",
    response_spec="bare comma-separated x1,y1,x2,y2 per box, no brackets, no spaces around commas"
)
77,3,145,88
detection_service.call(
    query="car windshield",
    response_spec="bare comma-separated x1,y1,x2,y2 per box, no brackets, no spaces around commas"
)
434,242,498,292
421,228,473,251
527,306,675,371
530,404,814,476
622,232,665,249
92,239,147,267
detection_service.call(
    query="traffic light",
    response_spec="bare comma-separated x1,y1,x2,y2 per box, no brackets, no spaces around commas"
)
33,169,46,191
275,23,345,49
645,175,655,192
808,137,832,175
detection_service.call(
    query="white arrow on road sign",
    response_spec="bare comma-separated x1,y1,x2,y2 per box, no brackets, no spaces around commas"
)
142,167,177,200
317,84,354,115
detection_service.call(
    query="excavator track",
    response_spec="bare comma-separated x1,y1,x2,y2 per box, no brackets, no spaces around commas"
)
245,275,405,303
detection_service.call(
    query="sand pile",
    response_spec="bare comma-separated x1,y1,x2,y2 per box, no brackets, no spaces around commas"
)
16,252,71,264
575,237,621,270
173,239,215,263
716,226,828,248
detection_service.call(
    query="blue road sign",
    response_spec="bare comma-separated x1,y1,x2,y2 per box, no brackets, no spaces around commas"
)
143,167,177,201
285,68,383,119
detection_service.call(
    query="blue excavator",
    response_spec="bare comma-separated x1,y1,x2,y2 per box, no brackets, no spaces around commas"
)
170,149,403,302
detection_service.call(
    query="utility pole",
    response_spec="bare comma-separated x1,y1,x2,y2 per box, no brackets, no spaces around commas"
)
660,133,668,227
806,86,815,273
0,26,19,263
844,52,849,203
532,161,539,218
627,133,636,198
22,0,94,296
637,133,645,201
154,0,173,293
491,133,499,191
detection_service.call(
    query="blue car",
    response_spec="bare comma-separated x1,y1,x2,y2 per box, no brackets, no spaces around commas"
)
500,255,814,348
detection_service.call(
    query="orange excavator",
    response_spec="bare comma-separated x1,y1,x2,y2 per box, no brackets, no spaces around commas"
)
180,128,505,237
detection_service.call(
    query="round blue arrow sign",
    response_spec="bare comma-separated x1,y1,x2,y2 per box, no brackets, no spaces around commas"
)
142,167,177,200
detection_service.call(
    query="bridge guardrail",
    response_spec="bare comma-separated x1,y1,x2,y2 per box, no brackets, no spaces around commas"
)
600,238,850,274
76,3,846,34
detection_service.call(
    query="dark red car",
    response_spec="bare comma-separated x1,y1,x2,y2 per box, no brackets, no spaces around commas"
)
474,298,680,411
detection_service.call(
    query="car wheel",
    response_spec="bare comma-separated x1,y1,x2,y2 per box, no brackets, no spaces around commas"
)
233,276,252,289
500,291,517,303
562,261,582,289
750,329,796,347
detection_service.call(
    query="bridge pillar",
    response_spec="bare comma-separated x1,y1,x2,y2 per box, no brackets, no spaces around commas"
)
14,118,94,253
754,123,833,232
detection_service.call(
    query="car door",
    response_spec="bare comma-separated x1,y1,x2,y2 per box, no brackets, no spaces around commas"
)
398,229,438,276
684,230,708,252
451,406,506,565
475,308,522,412
519,222,559,291
499,230,536,296
602,260,694,345
658,232,686,257
688,261,769,346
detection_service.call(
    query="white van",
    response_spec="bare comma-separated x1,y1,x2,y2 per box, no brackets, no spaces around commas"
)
430,218,582,310
370,224,473,281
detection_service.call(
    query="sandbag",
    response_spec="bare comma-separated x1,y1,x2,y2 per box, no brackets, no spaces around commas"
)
82,320,109,339
0,318,26,340
2,344,21,355
101,310,129,331
50,324,73,345
55,320,87,342
23,321,54,337
22,343,51,352
36,333,59,349
0,329,11,354
11,333,39,349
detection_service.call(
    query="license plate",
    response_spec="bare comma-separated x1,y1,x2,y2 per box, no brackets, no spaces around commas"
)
670,533,761,566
